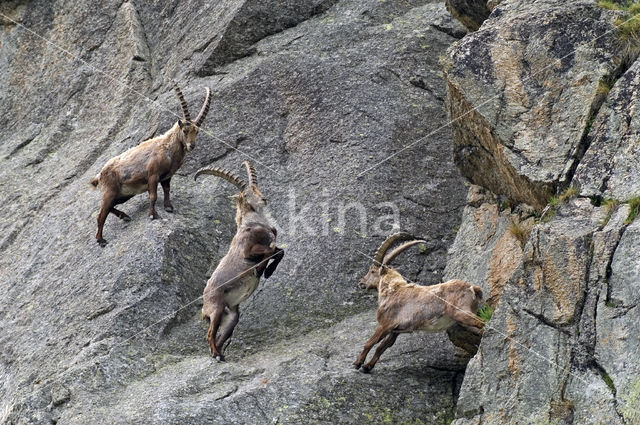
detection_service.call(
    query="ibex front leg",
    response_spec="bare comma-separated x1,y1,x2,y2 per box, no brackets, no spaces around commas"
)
148,175,160,219
361,333,398,373
448,308,484,330
353,325,392,370
160,178,173,213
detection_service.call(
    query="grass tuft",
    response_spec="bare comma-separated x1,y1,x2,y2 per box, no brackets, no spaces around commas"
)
600,198,621,226
598,0,640,65
625,196,640,224
558,186,579,203
508,218,533,247
598,0,626,10
477,305,494,323
596,79,613,96
602,371,616,393
539,187,579,223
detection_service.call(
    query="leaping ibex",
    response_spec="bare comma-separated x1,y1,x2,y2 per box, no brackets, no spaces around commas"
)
195,161,284,360
354,233,484,372
90,84,211,246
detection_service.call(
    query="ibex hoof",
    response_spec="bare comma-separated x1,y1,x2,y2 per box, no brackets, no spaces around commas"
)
164,205,174,213
122,216,131,222
360,365,372,374
149,213,160,220
215,354,225,362
97,239,108,247
353,363,362,370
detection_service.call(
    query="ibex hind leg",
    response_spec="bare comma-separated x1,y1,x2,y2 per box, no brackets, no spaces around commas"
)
206,302,225,361
96,192,117,246
215,307,240,355
110,207,131,221
111,196,133,221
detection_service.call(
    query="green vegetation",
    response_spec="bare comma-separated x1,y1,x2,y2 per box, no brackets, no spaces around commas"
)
477,305,494,323
548,187,578,209
558,186,579,203
598,1,640,64
598,0,631,10
602,198,621,210
499,200,512,211
624,195,640,224
589,196,639,225
600,198,620,225
435,409,455,425
508,218,533,247
539,208,556,223
538,187,579,223
596,79,613,96
601,370,616,393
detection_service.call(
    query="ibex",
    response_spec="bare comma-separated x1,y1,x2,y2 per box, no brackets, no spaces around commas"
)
195,161,284,360
354,233,484,372
90,84,211,246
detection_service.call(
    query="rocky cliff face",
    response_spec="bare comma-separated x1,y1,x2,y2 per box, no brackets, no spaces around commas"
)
2,0,639,423
0,0,474,423
442,1,640,424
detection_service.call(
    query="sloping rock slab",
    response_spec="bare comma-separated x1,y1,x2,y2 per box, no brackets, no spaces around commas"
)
575,57,640,201
442,0,624,210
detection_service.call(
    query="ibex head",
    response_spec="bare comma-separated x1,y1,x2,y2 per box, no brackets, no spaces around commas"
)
194,160,267,225
359,232,426,291
173,84,211,152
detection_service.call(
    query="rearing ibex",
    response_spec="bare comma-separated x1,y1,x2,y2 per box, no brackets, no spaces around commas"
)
195,161,284,360
90,84,211,246
354,232,484,372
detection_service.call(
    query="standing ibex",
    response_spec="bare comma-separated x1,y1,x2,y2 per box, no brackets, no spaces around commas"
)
354,233,484,372
90,84,211,246
195,161,284,360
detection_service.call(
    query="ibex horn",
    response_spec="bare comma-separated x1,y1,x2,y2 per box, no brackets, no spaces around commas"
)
172,83,191,121
194,167,247,190
372,232,413,265
242,160,258,187
194,87,211,127
383,240,427,266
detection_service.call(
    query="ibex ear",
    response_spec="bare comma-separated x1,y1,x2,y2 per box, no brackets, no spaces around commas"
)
379,265,389,275
178,119,185,129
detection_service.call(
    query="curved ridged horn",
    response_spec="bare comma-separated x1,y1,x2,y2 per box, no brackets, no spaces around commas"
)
194,167,247,190
172,83,191,121
242,160,258,187
372,232,413,265
194,87,211,127
383,240,427,266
